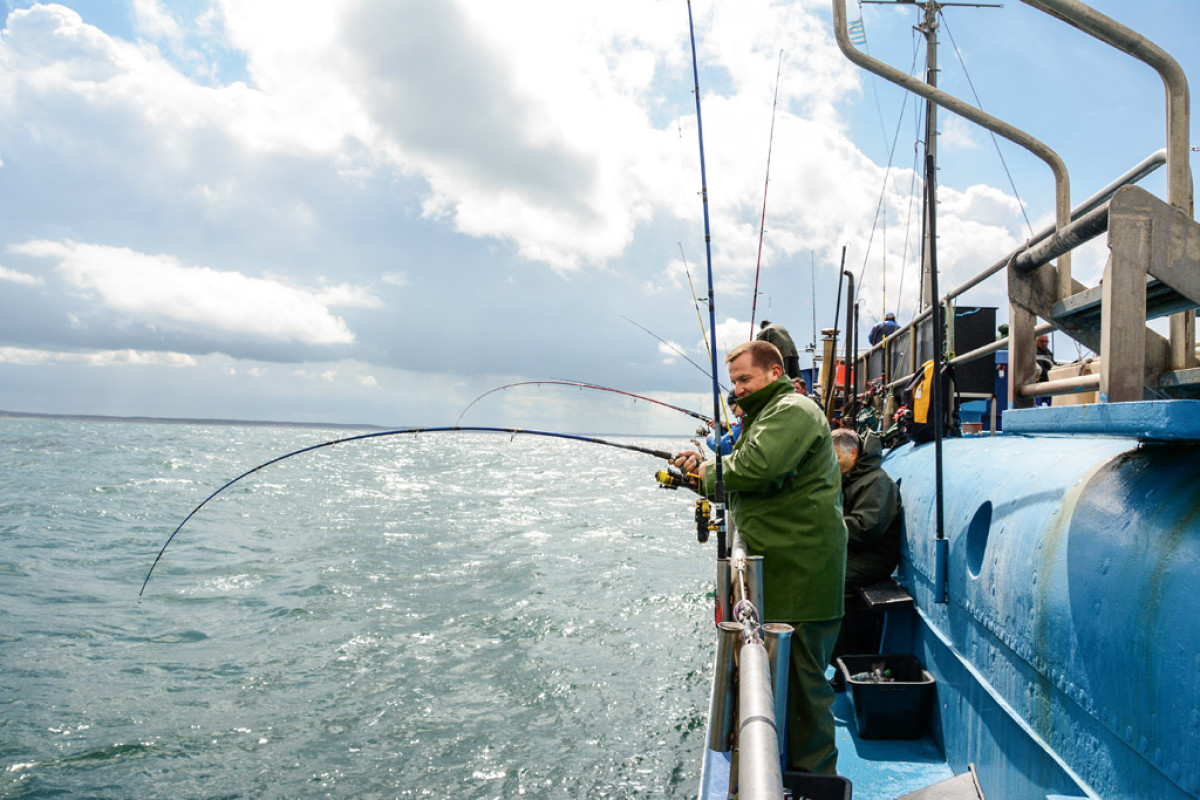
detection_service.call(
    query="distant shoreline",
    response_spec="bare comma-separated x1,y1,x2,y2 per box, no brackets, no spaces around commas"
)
0,409,683,439
0,408,389,431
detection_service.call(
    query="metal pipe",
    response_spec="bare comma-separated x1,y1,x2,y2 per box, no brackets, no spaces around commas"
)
1019,1,1191,215
1011,203,1110,274
832,0,1074,295
737,641,784,799
708,621,743,753
1015,372,1100,398
853,148,1166,380
869,150,1167,354
844,270,855,414
762,623,794,772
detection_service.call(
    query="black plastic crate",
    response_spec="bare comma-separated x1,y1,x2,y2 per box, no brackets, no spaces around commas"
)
782,770,852,799
836,654,935,740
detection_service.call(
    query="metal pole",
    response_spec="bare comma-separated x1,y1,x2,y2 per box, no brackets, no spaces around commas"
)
738,642,785,799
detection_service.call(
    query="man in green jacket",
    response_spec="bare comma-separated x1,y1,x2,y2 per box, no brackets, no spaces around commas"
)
674,340,847,774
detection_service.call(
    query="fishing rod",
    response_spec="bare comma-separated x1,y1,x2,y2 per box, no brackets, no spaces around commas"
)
139,426,675,598
679,244,718,378
748,49,784,339
454,379,715,427
686,0,728,560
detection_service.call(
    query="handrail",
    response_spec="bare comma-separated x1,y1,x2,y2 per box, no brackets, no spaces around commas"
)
1019,0,1195,370
1019,1,1191,216
861,150,1166,380
831,0,1074,294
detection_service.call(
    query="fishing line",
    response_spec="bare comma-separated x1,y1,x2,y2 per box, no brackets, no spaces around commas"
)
621,314,725,388
454,380,715,427
139,426,675,597
681,242,734,434
136,602,208,797
748,49,784,338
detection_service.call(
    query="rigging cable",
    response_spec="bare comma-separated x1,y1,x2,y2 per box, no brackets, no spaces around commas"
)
748,49,784,338
686,0,728,560
940,10,1035,237
139,426,675,597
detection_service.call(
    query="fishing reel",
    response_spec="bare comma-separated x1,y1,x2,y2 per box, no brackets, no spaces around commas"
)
694,498,712,544
655,465,699,492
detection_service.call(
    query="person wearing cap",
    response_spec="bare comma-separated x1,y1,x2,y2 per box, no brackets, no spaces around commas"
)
868,312,900,346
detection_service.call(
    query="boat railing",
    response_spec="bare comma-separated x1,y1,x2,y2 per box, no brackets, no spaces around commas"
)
702,531,793,798
831,0,1199,409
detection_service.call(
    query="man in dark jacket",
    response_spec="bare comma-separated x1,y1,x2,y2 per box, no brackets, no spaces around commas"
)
868,312,899,346
756,320,801,379
832,429,902,588
829,429,902,679
673,341,846,774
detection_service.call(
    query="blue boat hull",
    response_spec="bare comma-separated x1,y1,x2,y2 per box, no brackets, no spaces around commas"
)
884,405,1200,799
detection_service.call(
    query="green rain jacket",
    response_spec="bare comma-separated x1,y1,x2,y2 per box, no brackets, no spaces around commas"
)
700,377,847,622
843,431,902,588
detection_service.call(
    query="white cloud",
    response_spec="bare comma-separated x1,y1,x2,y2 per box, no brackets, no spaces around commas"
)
12,239,363,344
0,346,196,367
940,116,980,152
381,272,408,287
0,266,42,286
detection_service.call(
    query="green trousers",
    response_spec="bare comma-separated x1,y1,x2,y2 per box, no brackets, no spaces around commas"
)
783,617,841,774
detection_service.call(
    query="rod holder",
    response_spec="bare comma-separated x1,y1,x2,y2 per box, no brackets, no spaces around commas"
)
708,621,742,753
763,623,794,773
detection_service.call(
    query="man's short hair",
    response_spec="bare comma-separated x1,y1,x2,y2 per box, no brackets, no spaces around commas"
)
830,427,861,457
726,340,783,371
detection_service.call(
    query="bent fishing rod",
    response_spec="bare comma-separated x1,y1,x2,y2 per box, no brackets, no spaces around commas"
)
139,426,676,598
455,380,715,428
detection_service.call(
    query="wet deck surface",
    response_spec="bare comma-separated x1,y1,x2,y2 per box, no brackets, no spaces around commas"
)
831,687,953,800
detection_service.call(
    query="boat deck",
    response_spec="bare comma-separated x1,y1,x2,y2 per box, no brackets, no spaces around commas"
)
830,687,953,799
700,681,953,799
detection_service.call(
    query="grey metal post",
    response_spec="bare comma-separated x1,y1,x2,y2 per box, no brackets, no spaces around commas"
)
738,641,784,799
763,623,794,772
707,621,742,753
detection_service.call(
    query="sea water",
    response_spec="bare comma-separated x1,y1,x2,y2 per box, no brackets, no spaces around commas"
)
0,417,715,798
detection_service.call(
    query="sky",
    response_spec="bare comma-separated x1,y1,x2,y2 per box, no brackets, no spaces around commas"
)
1,0,1198,434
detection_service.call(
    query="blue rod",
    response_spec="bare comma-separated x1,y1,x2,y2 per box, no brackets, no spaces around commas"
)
686,0,727,559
